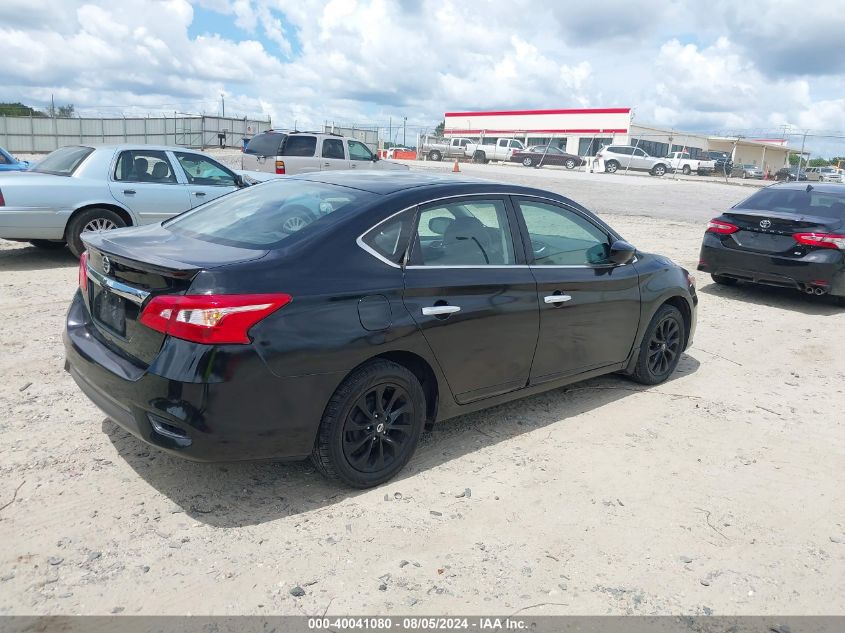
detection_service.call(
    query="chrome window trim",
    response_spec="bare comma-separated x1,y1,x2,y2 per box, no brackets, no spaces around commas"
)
86,265,151,306
355,192,635,270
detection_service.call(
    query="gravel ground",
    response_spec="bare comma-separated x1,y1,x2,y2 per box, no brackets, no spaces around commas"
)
0,163,843,616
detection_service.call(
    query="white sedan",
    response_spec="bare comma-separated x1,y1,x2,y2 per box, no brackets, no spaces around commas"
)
0,144,251,256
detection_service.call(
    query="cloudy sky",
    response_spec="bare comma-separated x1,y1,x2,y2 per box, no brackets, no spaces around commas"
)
2,0,844,150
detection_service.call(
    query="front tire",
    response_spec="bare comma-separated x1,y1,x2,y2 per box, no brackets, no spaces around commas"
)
605,160,619,174
630,304,685,385
311,360,426,488
66,208,127,257
682,165,691,175
651,164,667,176
564,158,576,169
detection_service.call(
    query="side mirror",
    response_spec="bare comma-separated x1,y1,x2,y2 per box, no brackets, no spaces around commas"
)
372,153,380,161
234,174,246,188
609,240,636,265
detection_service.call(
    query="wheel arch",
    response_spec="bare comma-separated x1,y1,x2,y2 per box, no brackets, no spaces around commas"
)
65,203,134,238
370,350,440,426
624,292,694,375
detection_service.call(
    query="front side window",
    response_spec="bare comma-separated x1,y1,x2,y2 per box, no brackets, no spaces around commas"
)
281,135,317,157
31,146,94,176
322,138,345,159
516,199,612,266
412,199,515,266
114,150,177,183
0,152,8,164
348,140,373,161
174,152,236,186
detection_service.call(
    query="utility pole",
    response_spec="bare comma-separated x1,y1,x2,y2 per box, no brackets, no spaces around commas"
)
51,94,55,117
403,116,407,147
221,94,225,118
797,130,808,178
388,117,392,147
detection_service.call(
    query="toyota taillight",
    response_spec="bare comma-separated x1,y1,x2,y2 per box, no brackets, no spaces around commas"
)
793,232,845,250
275,160,286,175
78,251,89,292
0,188,5,206
706,219,739,234
139,293,292,344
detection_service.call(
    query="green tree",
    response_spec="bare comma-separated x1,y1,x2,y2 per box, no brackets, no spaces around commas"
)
0,102,46,117
434,120,445,137
808,157,829,167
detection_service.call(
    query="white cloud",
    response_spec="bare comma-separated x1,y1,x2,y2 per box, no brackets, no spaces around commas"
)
0,0,842,154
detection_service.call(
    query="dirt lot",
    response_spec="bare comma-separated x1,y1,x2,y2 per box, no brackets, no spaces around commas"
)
0,167,843,616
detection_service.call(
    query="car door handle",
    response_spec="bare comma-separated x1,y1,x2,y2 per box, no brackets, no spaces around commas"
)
544,294,572,304
422,305,461,316
193,192,206,197
323,162,331,166
123,189,136,195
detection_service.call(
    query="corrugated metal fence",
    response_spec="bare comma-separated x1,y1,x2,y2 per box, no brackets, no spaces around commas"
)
0,115,273,153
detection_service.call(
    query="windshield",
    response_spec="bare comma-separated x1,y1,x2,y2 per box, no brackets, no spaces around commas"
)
30,146,94,176
165,179,376,249
737,187,845,219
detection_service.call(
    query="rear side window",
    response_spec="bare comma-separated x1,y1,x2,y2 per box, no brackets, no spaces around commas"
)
31,146,94,176
611,146,633,155
361,211,413,264
739,188,845,219
245,133,284,156
165,180,376,249
322,138,345,159
282,136,317,156
115,150,177,183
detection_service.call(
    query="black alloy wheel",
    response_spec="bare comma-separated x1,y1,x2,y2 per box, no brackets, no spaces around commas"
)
631,304,685,385
342,383,414,473
312,360,426,488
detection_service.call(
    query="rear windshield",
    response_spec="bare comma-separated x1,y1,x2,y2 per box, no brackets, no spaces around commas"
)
31,146,94,176
165,179,376,249
738,188,845,219
244,133,285,156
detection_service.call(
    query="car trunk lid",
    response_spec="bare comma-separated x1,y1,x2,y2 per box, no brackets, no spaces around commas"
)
81,224,268,365
722,208,842,254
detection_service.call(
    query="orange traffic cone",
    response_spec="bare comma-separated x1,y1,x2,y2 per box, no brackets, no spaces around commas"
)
452,160,460,173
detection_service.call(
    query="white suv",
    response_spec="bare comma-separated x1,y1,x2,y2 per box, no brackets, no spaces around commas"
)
241,131,409,175
595,145,671,176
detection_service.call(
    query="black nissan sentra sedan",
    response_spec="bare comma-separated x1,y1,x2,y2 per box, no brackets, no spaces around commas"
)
698,182,845,305
64,171,697,488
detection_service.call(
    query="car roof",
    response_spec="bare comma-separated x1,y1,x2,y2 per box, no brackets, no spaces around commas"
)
285,170,571,201
57,144,218,154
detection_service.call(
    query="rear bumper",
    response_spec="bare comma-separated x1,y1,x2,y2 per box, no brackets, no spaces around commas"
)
63,291,344,462
0,206,69,239
698,234,845,296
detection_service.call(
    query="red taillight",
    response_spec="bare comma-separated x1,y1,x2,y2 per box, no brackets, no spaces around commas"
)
793,232,845,250
0,188,5,206
139,293,292,344
706,219,739,234
78,251,89,292
275,160,285,175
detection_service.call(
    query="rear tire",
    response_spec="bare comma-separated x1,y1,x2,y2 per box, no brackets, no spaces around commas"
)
564,158,576,169
29,239,66,250
522,157,533,167
428,150,442,161
66,208,127,257
605,160,619,174
630,304,685,385
311,360,426,488
472,151,486,164
711,274,737,286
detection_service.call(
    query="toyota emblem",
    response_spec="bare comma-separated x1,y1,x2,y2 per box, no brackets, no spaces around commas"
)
102,256,111,274
759,219,772,229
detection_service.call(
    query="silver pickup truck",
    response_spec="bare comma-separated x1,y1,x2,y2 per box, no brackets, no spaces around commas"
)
419,136,474,161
